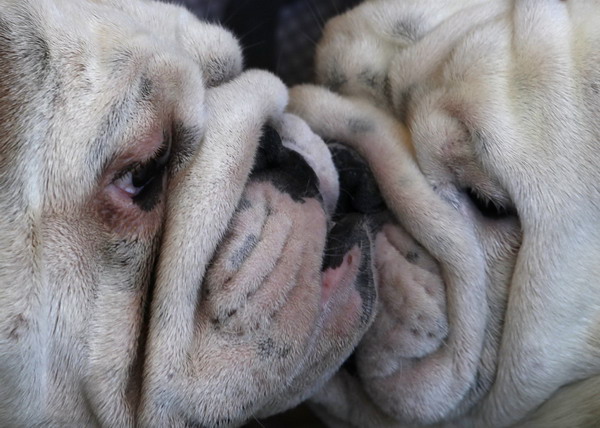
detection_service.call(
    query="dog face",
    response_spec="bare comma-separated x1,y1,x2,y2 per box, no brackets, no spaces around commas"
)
289,0,600,426
0,0,377,426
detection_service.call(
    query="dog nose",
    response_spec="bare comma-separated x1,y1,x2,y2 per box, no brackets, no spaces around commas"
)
250,125,321,202
328,142,386,216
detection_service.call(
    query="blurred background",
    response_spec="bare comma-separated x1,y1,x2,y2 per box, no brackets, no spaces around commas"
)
179,0,360,85
174,1,362,426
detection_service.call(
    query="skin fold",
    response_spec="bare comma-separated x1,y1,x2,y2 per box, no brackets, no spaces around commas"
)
3,0,600,427
0,0,378,426
288,0,600,426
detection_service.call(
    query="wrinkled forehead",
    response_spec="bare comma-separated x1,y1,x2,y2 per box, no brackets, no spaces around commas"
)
0,0,205,206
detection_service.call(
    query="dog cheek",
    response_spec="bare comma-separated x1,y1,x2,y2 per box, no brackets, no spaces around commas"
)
329,291,364,338
354,228,449,380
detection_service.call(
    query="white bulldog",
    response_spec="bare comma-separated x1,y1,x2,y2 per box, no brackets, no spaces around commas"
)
289,0,600,426
0,0,378,426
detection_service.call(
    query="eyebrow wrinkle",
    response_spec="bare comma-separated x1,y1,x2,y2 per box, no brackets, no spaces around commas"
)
87,92,135,180
87,74,155,181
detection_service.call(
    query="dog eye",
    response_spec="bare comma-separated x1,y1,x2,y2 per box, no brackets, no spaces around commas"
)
465,187,515,219
114,133,172,198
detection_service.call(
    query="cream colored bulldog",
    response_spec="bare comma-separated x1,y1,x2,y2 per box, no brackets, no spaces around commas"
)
0,0,377,426
289,0,600,426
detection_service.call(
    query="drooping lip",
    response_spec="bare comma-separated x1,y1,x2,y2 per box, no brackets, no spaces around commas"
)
321,213,377,325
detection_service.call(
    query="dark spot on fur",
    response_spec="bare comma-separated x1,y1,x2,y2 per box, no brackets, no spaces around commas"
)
186,420,209,428
278,346,291,359
251,126,321,203
214,418,233,427
591,82,600,94
326,63,348,91
383,75,393,107
139,76,153,101
8,314,28,340
257,338,291,359
109,48,133,73
237,198,252,212
203,56,239,87
473,370,489,393
405,251,419,263
257,337,275,358
411,328,420,337
473,128,492,157
229,234,258,270
356,236,376,326
358,69,383,90
347,117,373,134
395,88,413,122
393,20,421,42
171,123,203,173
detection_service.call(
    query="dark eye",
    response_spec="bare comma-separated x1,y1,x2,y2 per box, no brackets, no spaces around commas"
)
465,187,514,219
114,132,172,198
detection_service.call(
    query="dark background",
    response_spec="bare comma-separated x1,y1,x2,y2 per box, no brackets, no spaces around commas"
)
178,0,360,85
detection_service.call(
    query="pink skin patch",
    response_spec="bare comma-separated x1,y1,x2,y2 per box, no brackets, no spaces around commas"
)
321,246,361,305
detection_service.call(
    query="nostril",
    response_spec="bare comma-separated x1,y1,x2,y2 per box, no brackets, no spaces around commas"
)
251,125,283,173
328,142,386,216
322,213,365,271
250,125,321,202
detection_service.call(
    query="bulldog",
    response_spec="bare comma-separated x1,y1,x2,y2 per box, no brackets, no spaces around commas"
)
0,0,378,426
288,0,600,426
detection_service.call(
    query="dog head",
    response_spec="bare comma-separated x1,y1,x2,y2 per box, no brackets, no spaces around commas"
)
0,0,377,426
289,0,600,426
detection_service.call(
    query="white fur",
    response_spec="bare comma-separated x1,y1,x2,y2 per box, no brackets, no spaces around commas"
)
0,0,375,426
289,0,600,426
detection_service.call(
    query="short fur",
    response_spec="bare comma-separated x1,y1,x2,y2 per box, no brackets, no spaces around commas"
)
0,0,377,426
288,0,600,426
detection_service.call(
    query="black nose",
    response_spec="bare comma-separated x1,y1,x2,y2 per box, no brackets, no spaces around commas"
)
328,142,386,217
250,125,321,203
